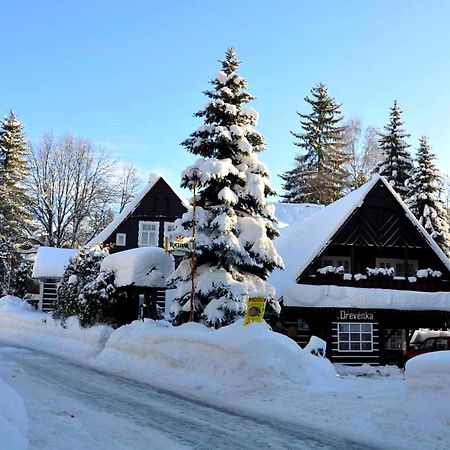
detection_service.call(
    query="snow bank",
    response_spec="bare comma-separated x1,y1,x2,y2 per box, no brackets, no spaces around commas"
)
0,296,112,359
0,295,335,394
32,246,77,279
0,377,28,450
282,283,450,311
405,351,450,392
403,352,450,446
101,247,174,288
336,364,403,378
96,320,336,392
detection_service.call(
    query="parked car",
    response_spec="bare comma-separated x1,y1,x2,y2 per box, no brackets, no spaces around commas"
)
405,337,450,360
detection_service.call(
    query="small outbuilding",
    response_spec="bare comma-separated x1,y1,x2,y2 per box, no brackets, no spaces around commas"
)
101,247,174,321
32,247,77,311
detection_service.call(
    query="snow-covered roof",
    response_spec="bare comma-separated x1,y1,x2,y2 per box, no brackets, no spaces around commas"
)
270,175,450,308
100,247,174,288
87,174,189,247
272,202,323,229
282,284,450,312
32,247,77,279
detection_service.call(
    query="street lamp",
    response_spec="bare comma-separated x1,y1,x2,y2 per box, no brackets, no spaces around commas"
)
189,168,201,322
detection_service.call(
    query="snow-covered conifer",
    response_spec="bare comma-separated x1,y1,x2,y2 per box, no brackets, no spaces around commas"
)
375,101,413,198
78,270,126,328
169,48,283,328
280,83,349,205
0,111,31,244
407,137,450,255
10,259,31,299
53,247,108,325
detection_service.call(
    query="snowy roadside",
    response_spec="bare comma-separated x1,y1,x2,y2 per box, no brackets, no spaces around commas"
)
1,296,449,450
0,376,28,450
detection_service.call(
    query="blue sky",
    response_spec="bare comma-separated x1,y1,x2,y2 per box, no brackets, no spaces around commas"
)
2,0,450,196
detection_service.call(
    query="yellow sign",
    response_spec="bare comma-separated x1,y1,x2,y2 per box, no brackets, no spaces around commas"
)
164,236,192,256
243,296,266,326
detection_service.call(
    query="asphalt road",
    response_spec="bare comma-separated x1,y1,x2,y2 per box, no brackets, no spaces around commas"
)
0,341,373,450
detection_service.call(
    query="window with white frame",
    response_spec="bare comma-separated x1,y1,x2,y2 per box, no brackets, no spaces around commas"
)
138,221,159,247
338,323,373,352
375,258,418,277
320,256,351,272
164,222,176,239
385,329,406,351
115,233,126,247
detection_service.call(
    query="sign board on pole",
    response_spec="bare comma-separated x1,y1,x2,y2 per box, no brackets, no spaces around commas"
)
164,236,193,256
243,296,266,326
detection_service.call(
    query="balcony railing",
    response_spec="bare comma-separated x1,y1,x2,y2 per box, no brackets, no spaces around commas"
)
304,275,450,292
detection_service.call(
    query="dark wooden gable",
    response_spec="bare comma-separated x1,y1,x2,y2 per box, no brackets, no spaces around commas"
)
332,181,426,248
297,179,450,283
103,177,187,253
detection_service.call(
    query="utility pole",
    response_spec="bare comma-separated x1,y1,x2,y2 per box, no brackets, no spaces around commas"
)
189,169,200,322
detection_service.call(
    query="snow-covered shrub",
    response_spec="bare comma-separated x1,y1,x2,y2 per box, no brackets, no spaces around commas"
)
366,267,394,277
77,270,127,328
0,246,31,298
10,260,31,299
415,268,442,279
53,246,108,326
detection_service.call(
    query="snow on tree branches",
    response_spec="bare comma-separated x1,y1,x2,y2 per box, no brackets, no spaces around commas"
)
375,101,413,199
0,111,31,245
407,137,450,255
169,48,283,328
53,246,127,328
280,83,349,205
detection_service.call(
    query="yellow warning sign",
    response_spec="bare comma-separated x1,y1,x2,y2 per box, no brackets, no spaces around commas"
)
243,296,266,326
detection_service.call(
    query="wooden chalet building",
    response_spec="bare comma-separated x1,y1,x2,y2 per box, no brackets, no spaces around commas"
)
32,175,187,313
272,176,450,366
86,174,188,316
87,174,188,253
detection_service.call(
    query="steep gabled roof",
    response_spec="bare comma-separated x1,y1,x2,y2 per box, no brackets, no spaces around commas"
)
270,175,450,295
87,174,188,247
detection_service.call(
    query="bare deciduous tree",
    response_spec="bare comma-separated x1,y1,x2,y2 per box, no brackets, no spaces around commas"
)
117,162,142,212
343,118,384,190
27,135,117,248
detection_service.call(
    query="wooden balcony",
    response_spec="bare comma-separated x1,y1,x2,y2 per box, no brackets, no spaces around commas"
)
304,275,450,292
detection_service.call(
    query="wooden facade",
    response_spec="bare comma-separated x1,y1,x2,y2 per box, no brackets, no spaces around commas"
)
279,178,450,366
99,177,187,253
86,176,186,320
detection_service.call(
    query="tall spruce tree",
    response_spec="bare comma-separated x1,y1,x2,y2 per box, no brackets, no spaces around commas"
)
280,83,349,205
169,48,283,328
0,111,30,243
375,101,413,198
407,137,450,255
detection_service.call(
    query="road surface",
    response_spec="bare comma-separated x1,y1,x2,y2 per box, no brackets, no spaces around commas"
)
0,340,372,450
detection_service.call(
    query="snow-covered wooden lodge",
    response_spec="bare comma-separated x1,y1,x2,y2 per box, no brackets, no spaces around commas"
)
271,176,450,366
87,174,188,252
32,175,187,314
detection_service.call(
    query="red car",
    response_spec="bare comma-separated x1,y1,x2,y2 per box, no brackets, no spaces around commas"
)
405,337,450,360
